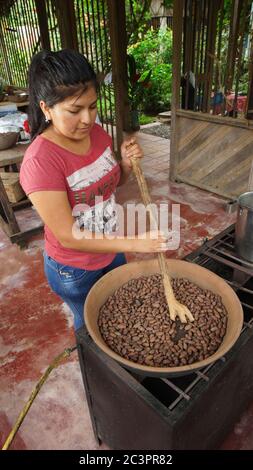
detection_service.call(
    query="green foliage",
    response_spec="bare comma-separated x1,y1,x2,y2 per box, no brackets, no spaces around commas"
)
214,4,250,96
238,67,250,95
129,28,172,68
139,113,156,125
97,84,115,124
144,63,172,112
162,0,173,8
128,28,173,113
223,0,234,20
125,0,152,46
127,54,152,110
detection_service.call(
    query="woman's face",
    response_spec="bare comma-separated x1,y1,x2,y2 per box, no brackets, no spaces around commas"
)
42,84,98,141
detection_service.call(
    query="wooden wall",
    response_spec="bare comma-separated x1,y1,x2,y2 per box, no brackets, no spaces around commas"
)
170,0,253,200
170,110,253,199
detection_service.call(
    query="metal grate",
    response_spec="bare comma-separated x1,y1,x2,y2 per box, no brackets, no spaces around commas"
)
181,0,253,117
45,0,61,51
0,0,41,86
0,0,115,143
139,225,253,413
75,0,115,140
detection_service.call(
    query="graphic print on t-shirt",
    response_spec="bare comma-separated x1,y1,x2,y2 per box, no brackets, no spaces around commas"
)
72,194,118,234
67,147,116,190
68,146,120,234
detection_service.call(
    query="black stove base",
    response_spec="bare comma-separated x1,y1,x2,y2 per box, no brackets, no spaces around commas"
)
76,225,253,449
76,324,253,450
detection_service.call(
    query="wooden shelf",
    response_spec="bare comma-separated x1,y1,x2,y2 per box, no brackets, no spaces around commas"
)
0,100,29,108
0,143,30,167
0,141,43,245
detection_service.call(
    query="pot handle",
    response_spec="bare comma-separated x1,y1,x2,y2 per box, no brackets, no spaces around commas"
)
225,199,238,214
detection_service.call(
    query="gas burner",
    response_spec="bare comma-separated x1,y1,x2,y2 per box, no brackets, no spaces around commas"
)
199,228,253,277
76,225,253,450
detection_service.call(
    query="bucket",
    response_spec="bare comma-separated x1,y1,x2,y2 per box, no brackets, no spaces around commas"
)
235,191,253,263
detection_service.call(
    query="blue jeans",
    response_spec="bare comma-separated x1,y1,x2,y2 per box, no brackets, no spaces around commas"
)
43,252,127,330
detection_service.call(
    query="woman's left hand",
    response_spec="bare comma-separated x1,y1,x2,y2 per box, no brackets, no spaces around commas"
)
120,138,144,171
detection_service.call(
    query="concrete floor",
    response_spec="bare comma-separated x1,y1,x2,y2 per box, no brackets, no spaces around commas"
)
0,131,253,450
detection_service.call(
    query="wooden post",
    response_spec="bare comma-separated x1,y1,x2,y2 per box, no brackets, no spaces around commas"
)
107,0,130,157
0,21,12,83
225,0,243,93
35,0,51,50
52,0,78,50
0,177,20,235
182,2,193,110
170,0,184,181
246,75,253,120
203,0,220,113
246,27,253,120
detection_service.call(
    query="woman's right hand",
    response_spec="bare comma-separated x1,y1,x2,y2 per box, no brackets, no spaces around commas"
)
127,230,170,253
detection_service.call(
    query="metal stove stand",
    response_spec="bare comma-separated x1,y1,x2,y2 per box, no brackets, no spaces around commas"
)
76,225,253,450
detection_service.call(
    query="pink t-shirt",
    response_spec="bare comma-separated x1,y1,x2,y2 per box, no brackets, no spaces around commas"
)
20,124,121,270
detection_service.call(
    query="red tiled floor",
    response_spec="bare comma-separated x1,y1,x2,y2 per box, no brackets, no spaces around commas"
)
0,131,252,450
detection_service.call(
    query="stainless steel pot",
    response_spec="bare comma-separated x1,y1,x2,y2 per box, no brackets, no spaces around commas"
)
235,191,253,263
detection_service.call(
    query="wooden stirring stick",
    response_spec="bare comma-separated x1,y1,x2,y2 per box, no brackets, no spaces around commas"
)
131,157,194,323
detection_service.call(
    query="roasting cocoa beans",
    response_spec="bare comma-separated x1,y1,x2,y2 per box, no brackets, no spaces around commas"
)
98,275,227,368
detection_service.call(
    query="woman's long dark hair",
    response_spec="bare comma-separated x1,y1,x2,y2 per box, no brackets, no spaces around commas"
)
28,49,98,140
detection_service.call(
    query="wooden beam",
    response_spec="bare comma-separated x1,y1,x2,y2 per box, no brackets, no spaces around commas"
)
225,0,243,93
246,18,253,120
0,215,11,237
12,199,31,211
0,176,20,234
52,0,78,50
0,143,28,167
202,0,220,112
170,0,184,181
176,109,253,130
107,0,130,155
0,20,12,83
246,79,253,120
35,0,51,50
10,225,44,246
174,175,234,200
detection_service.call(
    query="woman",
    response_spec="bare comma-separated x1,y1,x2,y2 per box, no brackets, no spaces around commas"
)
20,49,168,330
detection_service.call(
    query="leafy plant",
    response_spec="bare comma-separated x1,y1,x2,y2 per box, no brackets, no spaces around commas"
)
125,0,152,46
145,63,172,112
139,113,156,125
162,0,173,7
97,83,115,124
128,27,173,113
127,54,152,111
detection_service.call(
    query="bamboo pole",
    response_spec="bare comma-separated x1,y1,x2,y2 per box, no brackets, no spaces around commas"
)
2,346,77,451
131,157,194,323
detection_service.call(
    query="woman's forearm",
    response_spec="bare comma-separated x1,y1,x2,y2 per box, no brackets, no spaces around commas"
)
61,227,135,253
117,161,132,186
60,226,167,254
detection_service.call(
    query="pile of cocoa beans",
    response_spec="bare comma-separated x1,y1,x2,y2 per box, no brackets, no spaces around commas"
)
98,274,228,368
